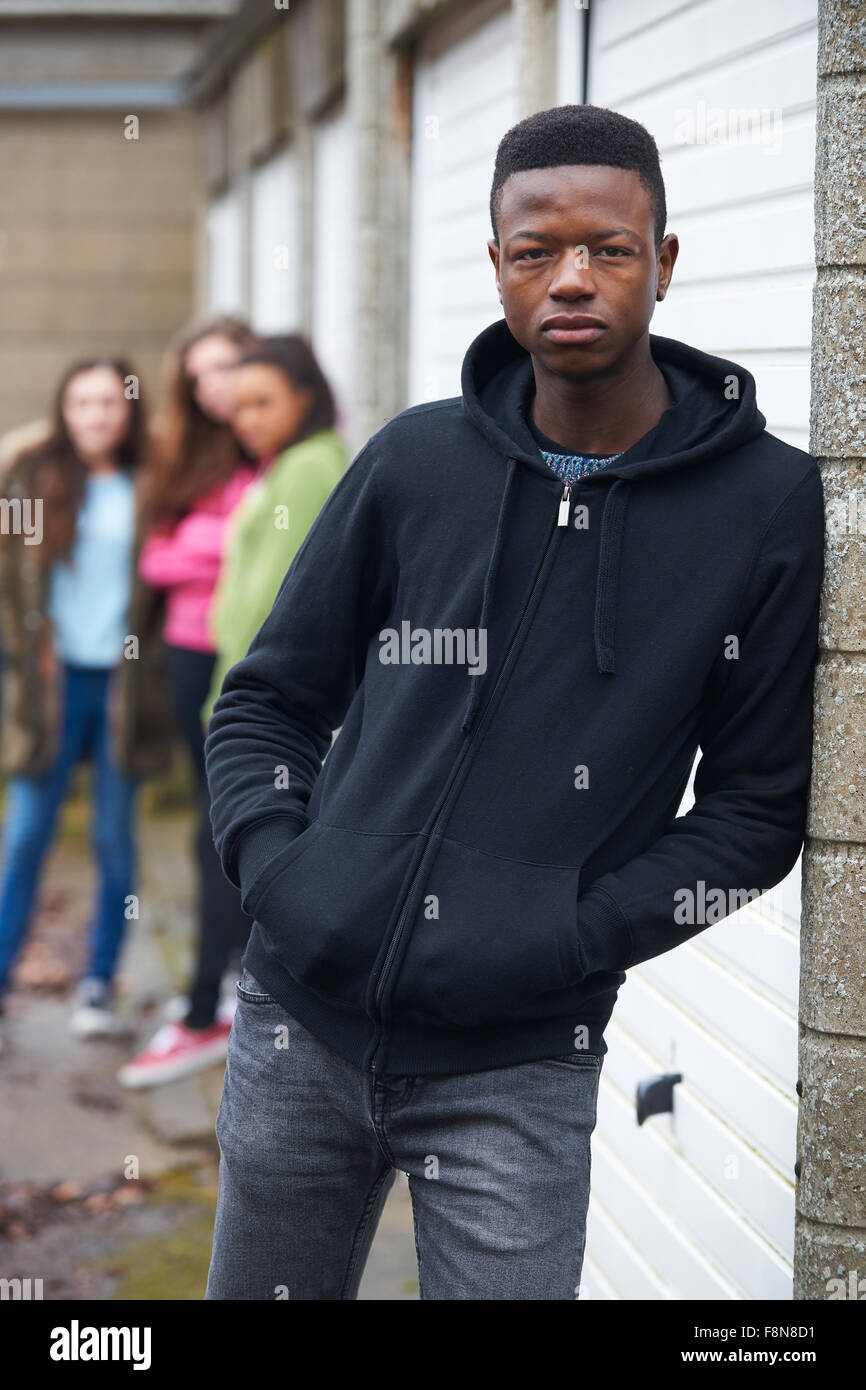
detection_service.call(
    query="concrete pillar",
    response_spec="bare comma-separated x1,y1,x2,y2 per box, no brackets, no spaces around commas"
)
513,0,557,116
795,0,866,1301
347,0,410,450
296,118,316,338
226,55,256,317
348,0,382,450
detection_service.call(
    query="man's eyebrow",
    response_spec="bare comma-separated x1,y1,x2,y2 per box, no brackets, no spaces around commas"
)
507,226,642,244
595,227,642,241
508,230,556,243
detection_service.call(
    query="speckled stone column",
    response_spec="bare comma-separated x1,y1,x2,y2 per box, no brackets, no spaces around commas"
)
795,0,866,1302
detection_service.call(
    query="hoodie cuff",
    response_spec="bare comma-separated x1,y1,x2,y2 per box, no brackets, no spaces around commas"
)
234,816,307,903
576,885,635,977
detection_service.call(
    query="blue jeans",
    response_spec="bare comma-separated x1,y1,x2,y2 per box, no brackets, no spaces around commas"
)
0,663,138,996
205,967,602,1300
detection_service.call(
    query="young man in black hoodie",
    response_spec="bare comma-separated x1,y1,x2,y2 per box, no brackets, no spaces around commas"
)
203,106,825,1300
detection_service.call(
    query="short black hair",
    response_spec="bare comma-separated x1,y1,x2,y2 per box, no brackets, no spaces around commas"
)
490,104,666,249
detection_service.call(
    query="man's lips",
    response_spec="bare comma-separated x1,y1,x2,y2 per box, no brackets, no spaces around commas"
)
540,315,607,344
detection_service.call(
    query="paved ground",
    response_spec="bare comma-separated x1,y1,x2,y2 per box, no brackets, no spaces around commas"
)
0,787,418,1300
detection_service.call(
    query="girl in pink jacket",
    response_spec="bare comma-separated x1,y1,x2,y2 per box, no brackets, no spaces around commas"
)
119,316,260,1088
138,466,256,657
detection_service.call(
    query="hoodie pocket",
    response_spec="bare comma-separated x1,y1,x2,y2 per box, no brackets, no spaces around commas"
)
247,821,420,1011
241,819,325,921
392,836,583,1030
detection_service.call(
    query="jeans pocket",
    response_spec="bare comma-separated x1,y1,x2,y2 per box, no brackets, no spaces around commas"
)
545,1052,601,1070
235,967,278,1005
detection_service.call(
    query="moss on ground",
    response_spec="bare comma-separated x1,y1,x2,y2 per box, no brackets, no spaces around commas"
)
86,1165,219,1302
107,1208,216,1300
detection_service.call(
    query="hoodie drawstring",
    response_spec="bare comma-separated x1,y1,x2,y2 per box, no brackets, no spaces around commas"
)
593,478,630,675
461,456,518,735
461,465,630,734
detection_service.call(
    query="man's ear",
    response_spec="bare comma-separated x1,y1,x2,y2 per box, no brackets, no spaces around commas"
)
487,238,502,304
656,232,679,302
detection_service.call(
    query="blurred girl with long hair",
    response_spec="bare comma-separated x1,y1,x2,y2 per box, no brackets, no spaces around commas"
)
0,358,174,1045
119,316,261,1086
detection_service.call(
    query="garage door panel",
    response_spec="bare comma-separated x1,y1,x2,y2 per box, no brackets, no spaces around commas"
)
616,32,819,157
656,278,814,352
608,979,799,1174
659,118,816,218
250,148,301,332
671,198,815,283
409,3,518,403
637,947,798,1092
590,0,818,106
581,1211,672,1300
206,189,244,314
591,1124,747,1298
595,1080,794,1297
601,1019,797,1259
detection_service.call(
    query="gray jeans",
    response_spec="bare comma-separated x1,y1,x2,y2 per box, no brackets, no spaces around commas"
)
205,967,602,1300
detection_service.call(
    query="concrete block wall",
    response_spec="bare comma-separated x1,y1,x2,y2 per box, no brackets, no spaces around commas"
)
0,108,199,433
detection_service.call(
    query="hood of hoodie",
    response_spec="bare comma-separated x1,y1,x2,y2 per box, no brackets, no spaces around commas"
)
455,318,767,723
461,316,767,483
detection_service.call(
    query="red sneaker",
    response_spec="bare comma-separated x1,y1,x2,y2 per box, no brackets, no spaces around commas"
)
117,1019,232,1089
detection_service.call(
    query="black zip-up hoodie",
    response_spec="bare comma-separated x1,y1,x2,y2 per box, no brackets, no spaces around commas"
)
204,317,825,1075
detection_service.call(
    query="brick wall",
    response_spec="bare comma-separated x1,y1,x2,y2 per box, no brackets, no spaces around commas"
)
0,108,200,434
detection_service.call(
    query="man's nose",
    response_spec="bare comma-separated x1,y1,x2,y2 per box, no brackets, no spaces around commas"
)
548,248,597,296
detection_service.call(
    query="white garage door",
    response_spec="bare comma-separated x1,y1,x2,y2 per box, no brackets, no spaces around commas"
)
250,146,302,333
206,188,245,316
312,100,356,437
564,0,820,1301
408,0,519,405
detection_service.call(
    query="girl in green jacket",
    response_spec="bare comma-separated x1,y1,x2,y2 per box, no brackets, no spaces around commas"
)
202,336,347,728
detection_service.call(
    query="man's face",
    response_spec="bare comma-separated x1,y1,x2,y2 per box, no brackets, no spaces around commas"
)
488,164,678,379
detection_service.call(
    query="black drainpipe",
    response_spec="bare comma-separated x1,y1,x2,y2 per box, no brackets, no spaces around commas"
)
581,2,591,104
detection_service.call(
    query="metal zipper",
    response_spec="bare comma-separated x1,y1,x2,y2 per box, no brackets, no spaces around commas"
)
368,480,571,1070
